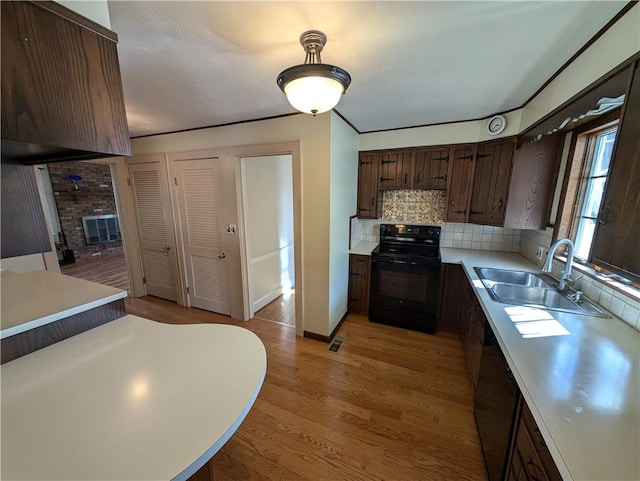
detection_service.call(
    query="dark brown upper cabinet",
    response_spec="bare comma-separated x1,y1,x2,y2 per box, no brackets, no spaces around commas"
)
469,140,515,226
357,151,382,219
591,62,640,283
413,147,449,189
445,145,476,223
1,1,131,163
504,133,562,230
379,150,413,190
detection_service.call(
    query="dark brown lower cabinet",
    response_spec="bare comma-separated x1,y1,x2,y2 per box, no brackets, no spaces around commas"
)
508,402,563,481
439,263,485,390
440,264,562,480
438,263,467,332
348,254,370,313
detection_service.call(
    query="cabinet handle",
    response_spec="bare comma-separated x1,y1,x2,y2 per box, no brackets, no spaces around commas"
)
370,197,374,207
416,172,421,183
498,198,504,209
404,174,408,184
526,460,543,481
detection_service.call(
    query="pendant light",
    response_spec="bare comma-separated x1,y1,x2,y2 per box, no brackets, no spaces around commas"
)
277,30,351,115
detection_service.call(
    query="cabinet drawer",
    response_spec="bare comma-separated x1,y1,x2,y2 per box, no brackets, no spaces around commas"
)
350,255,370,267
521,403,563,481
514,420,551,481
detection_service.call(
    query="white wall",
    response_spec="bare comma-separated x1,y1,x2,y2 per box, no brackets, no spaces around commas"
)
328,113,359,332
242,154,295,314
57,1,111,29
131,113,333,336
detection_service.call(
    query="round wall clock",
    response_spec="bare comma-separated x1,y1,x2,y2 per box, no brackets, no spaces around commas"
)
487,115,507,135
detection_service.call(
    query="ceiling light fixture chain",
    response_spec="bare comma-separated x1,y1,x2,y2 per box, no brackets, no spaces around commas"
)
277,29,351,116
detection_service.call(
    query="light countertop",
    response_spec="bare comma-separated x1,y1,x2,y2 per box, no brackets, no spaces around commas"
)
1,314,267,481
1,270,127,339
349,241,378,256
441,248,639,481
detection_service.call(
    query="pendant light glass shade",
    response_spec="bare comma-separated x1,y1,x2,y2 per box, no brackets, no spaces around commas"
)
277,31,351,115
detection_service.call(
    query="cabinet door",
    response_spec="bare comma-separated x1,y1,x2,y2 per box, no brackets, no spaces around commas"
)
348,255,370,312
379,150,413,190
446,145,476,222
469,141,515,226
414,147,450,189
1,2,131,158
438,263,466,332
591,63,640,282
357,152,381,219
504,134,562,230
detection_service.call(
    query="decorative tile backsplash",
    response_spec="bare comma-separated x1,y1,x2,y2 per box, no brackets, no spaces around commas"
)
382,190,446,224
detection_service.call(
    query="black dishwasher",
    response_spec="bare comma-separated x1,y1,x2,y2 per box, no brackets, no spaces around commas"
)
474,321,520,481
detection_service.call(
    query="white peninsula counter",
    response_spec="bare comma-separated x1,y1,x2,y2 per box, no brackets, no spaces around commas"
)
1,270,128,363
1,314,267,481
1,269,127,338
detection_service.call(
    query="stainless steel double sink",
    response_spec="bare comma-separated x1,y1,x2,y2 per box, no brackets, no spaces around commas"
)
474,267,610,318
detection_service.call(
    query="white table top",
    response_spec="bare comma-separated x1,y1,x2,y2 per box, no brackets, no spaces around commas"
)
1,270,127,339
1,314,267,481
441,248,640,481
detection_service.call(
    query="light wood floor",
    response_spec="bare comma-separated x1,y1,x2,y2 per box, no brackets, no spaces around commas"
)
61,254,130,294
255,292,296,326
125,296,488,481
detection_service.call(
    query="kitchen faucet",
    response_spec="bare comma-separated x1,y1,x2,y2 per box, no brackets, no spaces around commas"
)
542,238,575,291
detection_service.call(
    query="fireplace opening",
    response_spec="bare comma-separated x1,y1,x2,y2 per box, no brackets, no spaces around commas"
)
82,215,122,245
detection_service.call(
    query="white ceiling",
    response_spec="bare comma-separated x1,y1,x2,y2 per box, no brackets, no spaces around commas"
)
108,1,627,138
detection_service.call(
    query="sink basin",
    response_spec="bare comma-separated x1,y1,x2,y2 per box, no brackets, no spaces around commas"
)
474,266,610,318
474,267,554,288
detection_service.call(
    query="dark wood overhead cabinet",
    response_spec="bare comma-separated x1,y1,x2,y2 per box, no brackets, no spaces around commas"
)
413,146,449,190
1,1,131,163
357,151,382,219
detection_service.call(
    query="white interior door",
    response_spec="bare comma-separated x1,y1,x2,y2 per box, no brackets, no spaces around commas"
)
173,158,230,315
128,162,178,301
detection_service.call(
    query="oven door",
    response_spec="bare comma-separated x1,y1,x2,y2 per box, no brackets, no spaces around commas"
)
368,257,440,332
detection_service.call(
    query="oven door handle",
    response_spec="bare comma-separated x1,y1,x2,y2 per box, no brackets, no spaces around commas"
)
371,258,430,266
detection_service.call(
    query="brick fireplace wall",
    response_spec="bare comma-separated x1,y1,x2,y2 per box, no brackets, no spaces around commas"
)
48,162,123,262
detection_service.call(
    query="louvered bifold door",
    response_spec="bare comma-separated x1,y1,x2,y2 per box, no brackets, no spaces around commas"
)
128,163,178,301
173,158,230,315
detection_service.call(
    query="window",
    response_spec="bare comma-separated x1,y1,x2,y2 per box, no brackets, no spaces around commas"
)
571,127,617,261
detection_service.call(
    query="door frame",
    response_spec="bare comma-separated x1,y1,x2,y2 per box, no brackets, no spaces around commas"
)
234,142,303,336
90,157,145,297
240,153,295,319
167,142,303,336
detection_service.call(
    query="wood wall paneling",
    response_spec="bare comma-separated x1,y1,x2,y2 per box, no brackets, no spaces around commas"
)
591,62,640,283
1,299,126,364
1,162,51,258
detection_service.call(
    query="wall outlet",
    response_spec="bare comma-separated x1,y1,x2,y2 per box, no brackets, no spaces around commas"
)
226,224,237,234
536,246,544,260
